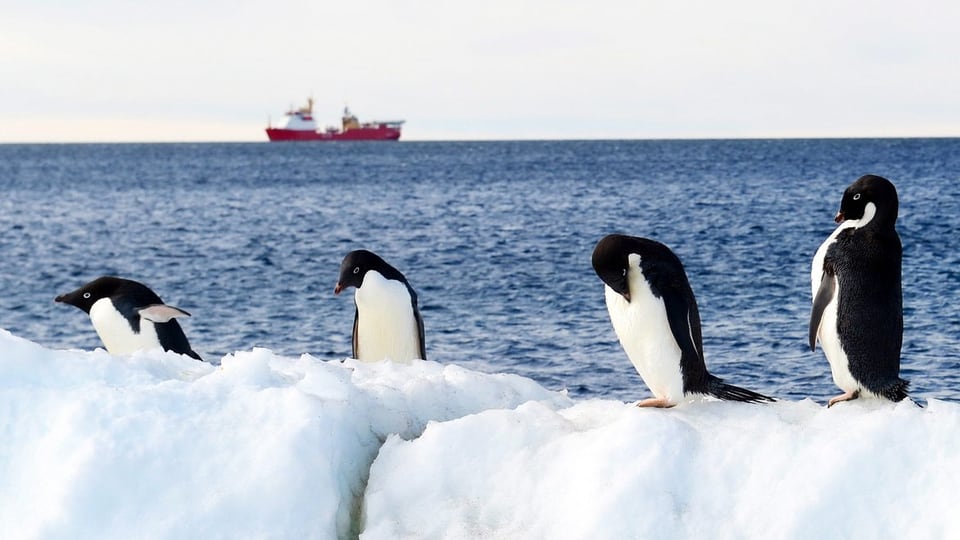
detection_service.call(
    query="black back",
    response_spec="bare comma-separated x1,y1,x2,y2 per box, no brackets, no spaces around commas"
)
56,276,203,361
823,175,906,399
336,250,426,360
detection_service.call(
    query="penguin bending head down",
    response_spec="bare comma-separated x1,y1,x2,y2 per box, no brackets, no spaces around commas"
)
335,249,426,363
55,276,203,361
809,174,908,407
592,234,774,408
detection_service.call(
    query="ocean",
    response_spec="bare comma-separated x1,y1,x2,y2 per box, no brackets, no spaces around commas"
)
1,139,958,404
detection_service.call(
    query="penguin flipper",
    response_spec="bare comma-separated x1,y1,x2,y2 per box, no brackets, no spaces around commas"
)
351,307,360,359
662,288,706,375
660,285,714,395
138,303,192,323
707,377,776,403
809,269,836,351
414,308,427,361
154,320,204,362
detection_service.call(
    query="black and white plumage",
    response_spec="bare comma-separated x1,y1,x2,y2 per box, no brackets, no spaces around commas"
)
592,234,774,407
809,174,908,406
55,276,203,361
334,250,426,363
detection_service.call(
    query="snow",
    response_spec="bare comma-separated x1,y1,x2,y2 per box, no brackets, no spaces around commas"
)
2,328,958,540
365,399,960,539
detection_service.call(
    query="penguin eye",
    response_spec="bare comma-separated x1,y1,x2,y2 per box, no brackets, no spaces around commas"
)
352,267,360,275
82,292,91,299
853,193,861,201
622,268,627,277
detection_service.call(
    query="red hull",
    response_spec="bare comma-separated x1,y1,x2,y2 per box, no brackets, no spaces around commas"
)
266,125,402,142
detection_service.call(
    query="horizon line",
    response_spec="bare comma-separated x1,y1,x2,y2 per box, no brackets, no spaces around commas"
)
2,134,958,145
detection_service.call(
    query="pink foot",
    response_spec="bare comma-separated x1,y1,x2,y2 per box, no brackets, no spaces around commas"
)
827,390,860,408
636,397,676,408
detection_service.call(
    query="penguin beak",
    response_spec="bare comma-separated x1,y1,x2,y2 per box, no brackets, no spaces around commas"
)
834,210,845,223
611,281,630,303
618,276,631,303
54,294,66,303
334,282,343,295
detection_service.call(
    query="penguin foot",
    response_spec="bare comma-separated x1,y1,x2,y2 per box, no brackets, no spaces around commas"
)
636,397,675,408
827,390,860,408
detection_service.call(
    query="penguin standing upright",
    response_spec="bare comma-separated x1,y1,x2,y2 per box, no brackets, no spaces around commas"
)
334,249,426,363
809,174,908,406
592,234,774,407
56,276,203,361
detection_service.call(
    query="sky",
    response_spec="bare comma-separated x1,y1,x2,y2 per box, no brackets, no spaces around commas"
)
1,0,957,142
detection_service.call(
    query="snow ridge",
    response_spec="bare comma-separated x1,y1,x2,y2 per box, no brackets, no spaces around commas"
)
0,329,569,539
3,329,960,540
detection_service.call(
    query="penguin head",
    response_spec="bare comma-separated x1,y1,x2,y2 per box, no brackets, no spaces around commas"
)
592,234,633,302
55,276,130,314
835,174,899,226
335,250,406,295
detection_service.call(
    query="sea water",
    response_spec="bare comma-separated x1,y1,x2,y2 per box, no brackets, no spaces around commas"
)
1,139,958,403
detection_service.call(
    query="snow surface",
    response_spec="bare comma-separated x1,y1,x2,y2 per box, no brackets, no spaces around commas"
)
2,328,958,540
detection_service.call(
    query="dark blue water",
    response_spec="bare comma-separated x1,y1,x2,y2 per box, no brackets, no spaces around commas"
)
1,139,958,404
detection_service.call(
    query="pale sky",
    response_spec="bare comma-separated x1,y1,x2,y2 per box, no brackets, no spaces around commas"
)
2,0,957,142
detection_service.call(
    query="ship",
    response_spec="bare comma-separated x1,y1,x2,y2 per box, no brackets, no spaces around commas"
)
265,97,404,142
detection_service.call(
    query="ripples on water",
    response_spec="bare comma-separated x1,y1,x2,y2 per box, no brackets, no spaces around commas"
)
1,139,958,404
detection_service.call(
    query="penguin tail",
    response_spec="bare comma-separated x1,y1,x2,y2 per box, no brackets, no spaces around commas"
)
878,378,910,402
707,378,776,404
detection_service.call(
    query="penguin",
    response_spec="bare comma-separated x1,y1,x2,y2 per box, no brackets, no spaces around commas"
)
334,249,426,363
809,174,908,406
592,234,774,407
55,276,203,361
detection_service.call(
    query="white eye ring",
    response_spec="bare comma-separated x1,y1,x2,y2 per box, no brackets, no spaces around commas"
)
853,193,861,200
82,292,91,299
353,267,360,274
622,268,627,277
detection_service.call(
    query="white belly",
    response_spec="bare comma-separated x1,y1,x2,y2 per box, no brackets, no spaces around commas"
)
89,298,162,355
816,294,859,393
354,272,421,364
604,283,684,403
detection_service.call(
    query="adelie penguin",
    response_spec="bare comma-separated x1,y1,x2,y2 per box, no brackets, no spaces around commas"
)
592,234,774,408
55,276,203,361
335,249,426,363
809,174,908,407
